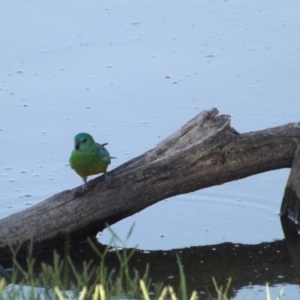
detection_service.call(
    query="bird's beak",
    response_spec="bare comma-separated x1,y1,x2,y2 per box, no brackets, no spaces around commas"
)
75,141,80,150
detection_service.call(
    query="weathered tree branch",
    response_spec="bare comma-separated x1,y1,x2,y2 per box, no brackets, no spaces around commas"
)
281,142,300,222
0,108,300,256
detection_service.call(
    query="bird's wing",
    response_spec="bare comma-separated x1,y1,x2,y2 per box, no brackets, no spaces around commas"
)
96,143,111,164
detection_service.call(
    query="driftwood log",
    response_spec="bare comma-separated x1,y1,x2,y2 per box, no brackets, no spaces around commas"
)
281,142,300,222
0,108,300,257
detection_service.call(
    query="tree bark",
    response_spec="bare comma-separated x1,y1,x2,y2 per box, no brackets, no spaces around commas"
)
281,143,300,222
0,108,300,257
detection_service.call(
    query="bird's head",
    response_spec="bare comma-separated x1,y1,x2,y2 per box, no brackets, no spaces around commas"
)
74,133,95,151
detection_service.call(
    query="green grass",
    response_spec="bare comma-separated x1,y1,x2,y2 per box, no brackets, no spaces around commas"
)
0,230,284,300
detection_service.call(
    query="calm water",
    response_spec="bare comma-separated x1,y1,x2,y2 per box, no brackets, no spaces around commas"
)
1,0,300,298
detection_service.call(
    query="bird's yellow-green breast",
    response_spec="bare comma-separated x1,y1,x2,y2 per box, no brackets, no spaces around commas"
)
69,133,111,183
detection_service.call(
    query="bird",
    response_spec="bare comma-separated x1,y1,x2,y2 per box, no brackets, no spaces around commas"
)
69,133,112,190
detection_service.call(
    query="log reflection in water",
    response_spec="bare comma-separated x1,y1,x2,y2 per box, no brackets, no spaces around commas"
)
1,233,297,299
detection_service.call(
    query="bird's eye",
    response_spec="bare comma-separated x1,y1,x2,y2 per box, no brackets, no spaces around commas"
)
82,139,87,143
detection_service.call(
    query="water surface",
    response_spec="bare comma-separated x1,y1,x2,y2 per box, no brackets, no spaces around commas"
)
1,0,299,298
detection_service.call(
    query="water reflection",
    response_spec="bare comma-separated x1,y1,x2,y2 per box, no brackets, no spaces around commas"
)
1,216,300,299
281,216,300,279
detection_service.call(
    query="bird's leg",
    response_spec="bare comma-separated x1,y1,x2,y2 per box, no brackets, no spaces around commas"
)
105,171,111,188
82,177,88,191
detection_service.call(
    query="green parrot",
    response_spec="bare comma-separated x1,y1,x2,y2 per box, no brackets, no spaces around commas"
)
69,132,112,189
